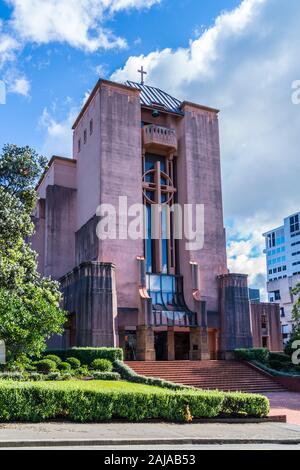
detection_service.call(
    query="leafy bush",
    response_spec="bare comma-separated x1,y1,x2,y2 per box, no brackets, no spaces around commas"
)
76,366,90,377
58,362,72,372
47,372,62,381
234,348,269,363
269,352,290,363
222,393,270,417
29,373,43,382
0,372,24,381
44,355,62,366
91,359,113,372
66,357,81,370
252,360,300,377
0,382,269,423
269,359,285,371
35,360,57,374
61,373,72,381
91,372,120,381
44,348,123,365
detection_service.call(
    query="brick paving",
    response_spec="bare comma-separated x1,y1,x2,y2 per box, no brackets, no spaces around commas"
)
266,392,300,425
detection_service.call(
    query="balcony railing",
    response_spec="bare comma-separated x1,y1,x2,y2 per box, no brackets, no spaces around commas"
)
151,310,197,327
142,125,177,153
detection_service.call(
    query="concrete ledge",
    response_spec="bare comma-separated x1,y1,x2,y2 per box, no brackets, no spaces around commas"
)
0,436,299,448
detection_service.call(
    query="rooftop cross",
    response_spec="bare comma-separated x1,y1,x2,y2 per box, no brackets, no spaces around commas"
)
138,66,147,86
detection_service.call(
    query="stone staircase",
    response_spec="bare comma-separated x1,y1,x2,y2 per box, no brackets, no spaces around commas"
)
125,360,286,393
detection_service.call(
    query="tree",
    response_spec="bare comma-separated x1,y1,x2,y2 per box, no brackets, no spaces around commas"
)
284,282,300,356
0,144,47,210
0,144,67,362
292,282,300,326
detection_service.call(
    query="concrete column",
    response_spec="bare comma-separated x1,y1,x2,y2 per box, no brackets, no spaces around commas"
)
118,328,126,359
167,329,175,361
189,327,210,361
136,326,155,361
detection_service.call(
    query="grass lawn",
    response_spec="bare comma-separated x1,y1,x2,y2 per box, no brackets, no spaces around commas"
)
27,380,172,394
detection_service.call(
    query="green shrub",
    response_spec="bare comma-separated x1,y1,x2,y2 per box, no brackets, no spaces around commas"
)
252,360,300,377
269,359,285,371
29,373,43,382
0,372,24,381
91,372,120,381
0,382,269,423
47,372,62,381
44,355,62,366
66,357,81,369
234,348,269,363
76,366,90,377
35,360,57,374
44,348,123,365
61,373,72,381
269,352,290,363
91,359,113,372
58,362,72,372
222,393,270,417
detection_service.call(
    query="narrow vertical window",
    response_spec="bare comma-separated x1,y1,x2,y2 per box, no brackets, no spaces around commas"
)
90,119,93,135
84,129,87,144
78,139,81,153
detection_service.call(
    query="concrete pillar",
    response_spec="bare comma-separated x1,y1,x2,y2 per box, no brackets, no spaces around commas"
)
189,327,210,361
218,274,253,358
167,329,175,361
136,326,155,361
118,328,126,359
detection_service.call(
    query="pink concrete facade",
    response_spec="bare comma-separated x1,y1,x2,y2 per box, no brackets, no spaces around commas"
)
32,79,283,360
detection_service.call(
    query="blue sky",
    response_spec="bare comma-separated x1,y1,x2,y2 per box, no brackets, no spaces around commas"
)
0,0,240,154
0,0,300,293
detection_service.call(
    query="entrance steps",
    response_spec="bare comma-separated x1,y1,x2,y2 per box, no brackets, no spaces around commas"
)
125,360,286,393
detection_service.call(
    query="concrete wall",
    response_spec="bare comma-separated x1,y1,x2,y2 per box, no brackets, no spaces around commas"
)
44,185,77,279
97,82,143,309
74,90,101,230
177,104,228,313
251,302,283,352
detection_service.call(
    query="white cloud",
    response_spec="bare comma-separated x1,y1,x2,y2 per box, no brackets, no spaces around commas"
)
109,0,160,12
0,20,20,68
111,0,300,290
5,0,160,53
39,106,77,157
9,76,30,96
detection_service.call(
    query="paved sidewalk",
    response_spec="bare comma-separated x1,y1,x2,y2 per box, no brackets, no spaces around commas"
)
266,392,300,425
0,422,300,447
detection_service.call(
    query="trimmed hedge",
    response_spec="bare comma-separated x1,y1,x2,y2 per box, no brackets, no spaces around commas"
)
252,360,300,377
91,359,113,372
269,352,290,363
91,372,120,381
234,348,269,363
0,382,269,423
113,360,193,391
43,348,123,365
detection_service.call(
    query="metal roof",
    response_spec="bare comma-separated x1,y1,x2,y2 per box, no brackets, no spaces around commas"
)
126,81,184,115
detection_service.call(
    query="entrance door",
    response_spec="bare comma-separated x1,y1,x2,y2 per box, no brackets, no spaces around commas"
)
175,333,190,360
208,330,218,360
155,332,168,361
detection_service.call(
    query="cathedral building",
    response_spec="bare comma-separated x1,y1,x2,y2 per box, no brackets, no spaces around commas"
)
32,78,282,360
